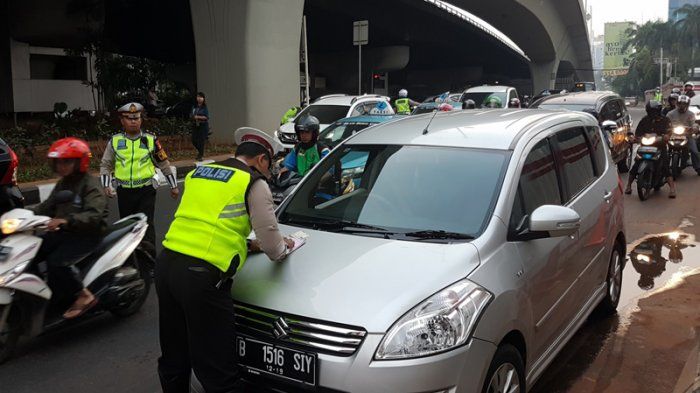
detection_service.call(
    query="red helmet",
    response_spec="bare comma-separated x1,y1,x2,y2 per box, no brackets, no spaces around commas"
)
47,137,92,173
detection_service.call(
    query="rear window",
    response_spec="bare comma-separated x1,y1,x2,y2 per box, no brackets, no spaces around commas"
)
460,92,508,108
297,105,350,124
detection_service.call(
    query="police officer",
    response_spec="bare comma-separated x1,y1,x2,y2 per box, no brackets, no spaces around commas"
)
100,102,179,254
394,89,419,115
156,128,294,393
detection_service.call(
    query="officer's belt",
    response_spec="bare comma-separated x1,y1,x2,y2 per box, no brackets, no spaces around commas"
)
115,178,153,188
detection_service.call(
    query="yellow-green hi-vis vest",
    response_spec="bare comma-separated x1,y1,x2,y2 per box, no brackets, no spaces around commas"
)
162,159,261,273
112,133,156,188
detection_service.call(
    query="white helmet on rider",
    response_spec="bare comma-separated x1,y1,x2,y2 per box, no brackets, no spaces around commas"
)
685,82,695,88
678,95,691,105
398,89,408,98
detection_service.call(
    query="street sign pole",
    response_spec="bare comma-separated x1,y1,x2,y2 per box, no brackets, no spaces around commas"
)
353,20,368,95
660,46,663,89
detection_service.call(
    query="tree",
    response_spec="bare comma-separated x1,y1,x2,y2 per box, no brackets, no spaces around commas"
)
675,4,700,78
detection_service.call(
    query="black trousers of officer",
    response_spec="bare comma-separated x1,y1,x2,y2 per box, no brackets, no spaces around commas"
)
155,248,239,393
117,186,156,254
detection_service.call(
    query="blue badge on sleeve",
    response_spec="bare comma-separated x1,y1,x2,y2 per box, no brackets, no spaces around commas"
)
191,166,235,182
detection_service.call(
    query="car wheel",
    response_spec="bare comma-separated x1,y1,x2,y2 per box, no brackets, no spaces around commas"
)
598,242,624,315
482,344,525,393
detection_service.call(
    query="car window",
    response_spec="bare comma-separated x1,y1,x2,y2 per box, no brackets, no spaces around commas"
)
350,101,379,117
584,126,607,176
318,122,373,147
460,92,508,108
297,105,351,124
510,139,562,232
553,127,596,201
281,145,510,238
602,101,621,121
509,90,517,101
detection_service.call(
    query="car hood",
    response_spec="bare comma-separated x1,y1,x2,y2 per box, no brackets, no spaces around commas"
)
232,225,481,333
279,122,330,134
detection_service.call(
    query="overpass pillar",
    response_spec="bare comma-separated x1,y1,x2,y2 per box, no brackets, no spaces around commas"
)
529,58,560,94
189,0,304,142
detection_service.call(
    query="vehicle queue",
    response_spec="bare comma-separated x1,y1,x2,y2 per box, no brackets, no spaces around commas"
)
0,81,699,393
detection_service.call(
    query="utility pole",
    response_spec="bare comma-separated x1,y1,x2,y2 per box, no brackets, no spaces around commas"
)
660,46,664,89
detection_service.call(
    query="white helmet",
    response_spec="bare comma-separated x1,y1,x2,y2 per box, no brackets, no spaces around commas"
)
398,89,408,98
685,81,695,88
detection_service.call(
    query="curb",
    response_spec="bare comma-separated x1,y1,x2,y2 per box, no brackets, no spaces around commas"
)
19,158,222,205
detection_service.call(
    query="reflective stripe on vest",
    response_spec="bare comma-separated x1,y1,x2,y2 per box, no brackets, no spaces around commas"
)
162,163,253,272
395,98,411,114
112,134,156,188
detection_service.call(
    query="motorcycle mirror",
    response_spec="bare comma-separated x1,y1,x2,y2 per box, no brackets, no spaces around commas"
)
53,190,75,204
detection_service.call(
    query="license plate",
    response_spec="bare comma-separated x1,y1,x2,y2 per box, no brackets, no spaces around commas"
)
637,146,658,154
236,336,317,386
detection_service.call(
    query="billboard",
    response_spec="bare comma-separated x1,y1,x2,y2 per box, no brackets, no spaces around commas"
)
603,22,634,77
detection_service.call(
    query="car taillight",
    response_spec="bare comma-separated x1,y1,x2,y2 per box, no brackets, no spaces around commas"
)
2,148,18,186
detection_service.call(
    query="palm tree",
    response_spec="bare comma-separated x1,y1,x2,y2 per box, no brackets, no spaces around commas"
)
675,4,700,78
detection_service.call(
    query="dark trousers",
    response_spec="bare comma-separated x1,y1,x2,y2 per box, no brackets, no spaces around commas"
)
155,248,238,393
192,125,208,159
117,186,156,255
36,231,101,298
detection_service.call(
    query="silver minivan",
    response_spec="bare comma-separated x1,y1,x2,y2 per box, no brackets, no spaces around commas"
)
232,110,625,392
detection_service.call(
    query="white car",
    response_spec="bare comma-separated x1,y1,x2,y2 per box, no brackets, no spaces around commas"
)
460,85,520,108
276,94,392,150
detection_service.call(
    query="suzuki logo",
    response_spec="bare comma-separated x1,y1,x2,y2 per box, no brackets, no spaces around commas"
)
272,317,290,340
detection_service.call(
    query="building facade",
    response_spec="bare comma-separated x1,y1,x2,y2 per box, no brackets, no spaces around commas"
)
669,0,700,22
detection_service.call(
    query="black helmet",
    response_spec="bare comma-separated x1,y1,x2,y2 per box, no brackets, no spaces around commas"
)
646,100,663,117
295,115,320,135
672,87,682,95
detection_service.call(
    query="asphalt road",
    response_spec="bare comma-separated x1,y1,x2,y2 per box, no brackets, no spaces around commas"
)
5,106,699,393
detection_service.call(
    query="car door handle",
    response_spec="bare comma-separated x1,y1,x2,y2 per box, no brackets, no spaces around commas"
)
603,191,613,203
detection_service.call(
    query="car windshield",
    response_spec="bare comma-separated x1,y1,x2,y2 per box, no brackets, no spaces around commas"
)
460,92,508,108
318,122,373,147
537,103,596,112
297,105,350,124
279,144,510,240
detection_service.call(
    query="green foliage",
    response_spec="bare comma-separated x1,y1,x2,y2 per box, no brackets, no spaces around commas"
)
610,5,700,96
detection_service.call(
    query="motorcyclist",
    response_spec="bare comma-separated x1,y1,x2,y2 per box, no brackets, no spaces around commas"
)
438,103,454,111
630,236,667,291
483,95,503,108
666,95,700,175
625,100,677,198
662,93,679,116
32,137,108,319
463,99,476,109
280,105,301,125
280,115,330,177
684,82,696,98
394,89,420,115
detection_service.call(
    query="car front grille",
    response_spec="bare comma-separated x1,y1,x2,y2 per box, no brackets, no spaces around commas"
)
234,303,367,357
277,132,297,144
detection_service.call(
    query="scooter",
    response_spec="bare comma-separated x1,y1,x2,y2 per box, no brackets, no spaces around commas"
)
269,170,302,206
633,133,666,201
0,192,152,363
668,125,692,179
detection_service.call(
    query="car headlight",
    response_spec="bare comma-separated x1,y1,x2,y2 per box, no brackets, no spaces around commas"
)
0,261,29,285
1,218,22,235
375,279,492,360
641,136,656,146
674,126,686,135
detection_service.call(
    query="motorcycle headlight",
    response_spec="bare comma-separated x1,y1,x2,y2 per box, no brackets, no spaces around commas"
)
1,218,22,235
641,136,656,146
375,279,492,360
0,261,29,285
674,126,686,135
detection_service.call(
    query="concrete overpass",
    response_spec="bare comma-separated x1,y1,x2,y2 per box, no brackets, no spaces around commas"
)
1,0,592,142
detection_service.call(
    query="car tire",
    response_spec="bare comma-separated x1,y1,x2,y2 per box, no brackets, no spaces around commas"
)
482,344,525,393
598,242,624,315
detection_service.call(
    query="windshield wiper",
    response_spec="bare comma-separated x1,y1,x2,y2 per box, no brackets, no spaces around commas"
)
280,216,391,233
402,230,475,241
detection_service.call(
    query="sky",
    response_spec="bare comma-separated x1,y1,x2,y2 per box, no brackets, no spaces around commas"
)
586,0,669,37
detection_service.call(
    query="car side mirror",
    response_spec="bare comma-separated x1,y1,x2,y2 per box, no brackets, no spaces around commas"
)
601,120,617,133
528,205,581,239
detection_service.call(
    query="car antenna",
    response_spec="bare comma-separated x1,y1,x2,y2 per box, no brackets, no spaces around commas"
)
422,109,439,135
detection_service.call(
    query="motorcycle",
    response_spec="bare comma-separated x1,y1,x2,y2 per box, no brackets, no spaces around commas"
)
633,133,667,201
0,191,152,363
668,125,693,179
269,170,302,206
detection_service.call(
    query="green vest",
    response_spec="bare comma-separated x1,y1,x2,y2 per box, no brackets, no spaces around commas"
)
162,159,259,273
395,98,411,114
280,107,299,125
112,133,156,188
296,145,321,176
